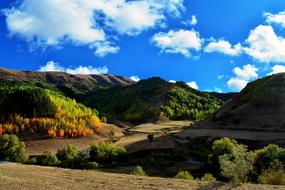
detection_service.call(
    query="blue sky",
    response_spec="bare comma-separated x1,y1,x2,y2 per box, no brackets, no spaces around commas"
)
1,0,285,92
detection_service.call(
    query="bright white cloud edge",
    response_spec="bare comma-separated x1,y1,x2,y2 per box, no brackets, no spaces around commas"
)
39,61,108,75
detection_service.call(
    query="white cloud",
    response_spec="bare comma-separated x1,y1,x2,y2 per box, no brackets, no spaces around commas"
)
218,75,224,80
267,65,285,75
96,0,184,36
264,11,285,28
214,87,223,93
39,61,64,72
227,64,258,91
233,64,258,80
151,29,203,57
130,76,140,82
227,78,248,92
3,0,185,55
66,66,108,75
182,15,197,26
243,25,285,63
39,61,108,75
204,40,242,56
93,42,120,57
186,81,199,89
169,80,176,83
4,0,105,48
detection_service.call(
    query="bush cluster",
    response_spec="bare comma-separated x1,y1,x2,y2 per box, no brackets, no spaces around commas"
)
208,137,285,185
25,142,127,169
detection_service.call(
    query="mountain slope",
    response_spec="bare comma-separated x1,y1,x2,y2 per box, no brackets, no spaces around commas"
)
85,77,223,122
201,73,285,131
0,67,135,100
0,84,101,138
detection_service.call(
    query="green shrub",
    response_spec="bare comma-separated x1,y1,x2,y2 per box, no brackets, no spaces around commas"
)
147,133,154,142
101,117,107,123
208,137,247,174
175,171,193,180
219,151,254,183
254,144,283,173
109,130,120,143
84,162,99,169
201,173,216,181
0,134,27,162
42,152,59,166
133,165,146,176
25,157,38,165
89,142,127,164
56,144,79,168
258,169,285,185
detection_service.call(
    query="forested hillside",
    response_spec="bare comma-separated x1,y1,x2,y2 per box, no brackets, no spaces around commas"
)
0,84,101,138
85,77,223,122
0,68,234,124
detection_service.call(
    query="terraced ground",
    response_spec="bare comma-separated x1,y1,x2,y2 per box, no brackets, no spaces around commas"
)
25,120,285,155
1,164,284,190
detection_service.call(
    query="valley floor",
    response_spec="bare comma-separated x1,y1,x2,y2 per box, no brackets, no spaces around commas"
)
0,164,284,190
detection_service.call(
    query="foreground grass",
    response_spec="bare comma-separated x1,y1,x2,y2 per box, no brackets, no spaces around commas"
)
0,164,284,190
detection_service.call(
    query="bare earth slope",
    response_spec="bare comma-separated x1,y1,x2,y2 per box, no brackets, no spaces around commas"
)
0,164,284,190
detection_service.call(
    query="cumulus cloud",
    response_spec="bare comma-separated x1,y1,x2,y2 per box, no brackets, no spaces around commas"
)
66,66,108,75
92,42,120,57
243,25,285,63
267,65,285,75
264,11,285,28
169,80,176,83
39,61,108,75
227,78,248,92
233,64,258,80
151,29,203,57
130,76,140,82
3,0,185,55
39,61,64,72
96,0,184,36
204,40,242,56
181,15,197,26
186,81,199,89
227,64,258,91
4,0,105,48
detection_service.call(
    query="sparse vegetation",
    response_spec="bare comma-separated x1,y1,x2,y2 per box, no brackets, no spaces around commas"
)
258,169,285,185
133,165,146,176
200,173,216,181
89,142,127,164
175,171,193,180
147,133,155,142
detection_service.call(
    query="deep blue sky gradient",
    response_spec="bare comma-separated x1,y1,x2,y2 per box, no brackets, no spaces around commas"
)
0,0,285,92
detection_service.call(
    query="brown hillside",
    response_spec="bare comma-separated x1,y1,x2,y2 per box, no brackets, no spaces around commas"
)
1,164,284,190
200,73,285,131
0,67,135,91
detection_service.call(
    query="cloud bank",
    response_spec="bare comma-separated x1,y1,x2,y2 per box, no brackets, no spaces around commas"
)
39,61,108,75
3,0,185,56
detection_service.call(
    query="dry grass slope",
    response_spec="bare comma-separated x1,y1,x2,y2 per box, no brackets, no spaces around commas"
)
0,164,284,190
